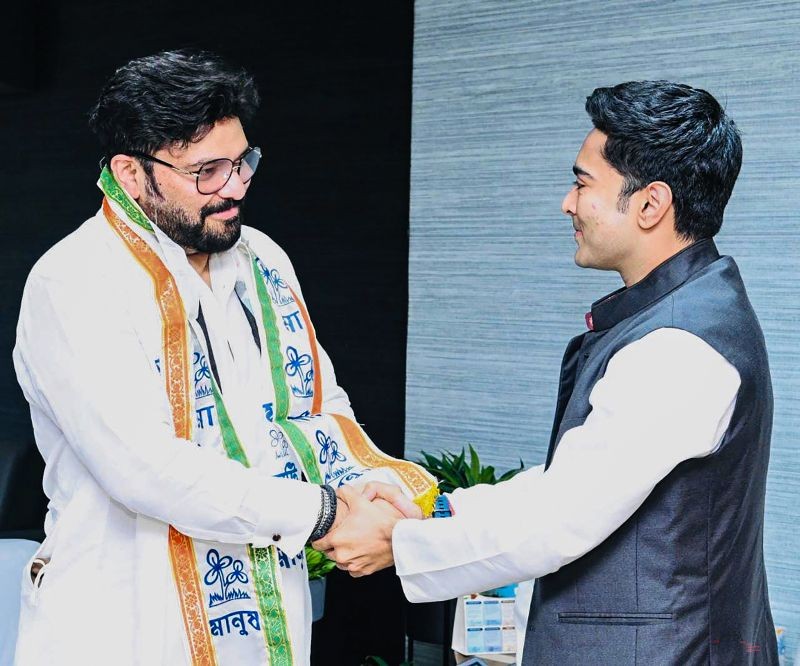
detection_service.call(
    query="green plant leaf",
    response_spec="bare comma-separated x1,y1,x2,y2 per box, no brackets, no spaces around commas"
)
305,546,336,580
362,657,390,666
437,469,463,487
421,451,442,469
415,447,525,491
497,459,526,483
482,465,496,483
469,444,481,479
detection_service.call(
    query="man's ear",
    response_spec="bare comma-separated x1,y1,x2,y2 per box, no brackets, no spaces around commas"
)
638,181,673,231
109,154,143,200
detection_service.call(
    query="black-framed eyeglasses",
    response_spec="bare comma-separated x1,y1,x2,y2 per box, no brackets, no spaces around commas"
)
128,146,262,195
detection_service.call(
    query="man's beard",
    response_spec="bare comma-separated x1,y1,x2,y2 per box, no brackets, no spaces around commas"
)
139,179,244,254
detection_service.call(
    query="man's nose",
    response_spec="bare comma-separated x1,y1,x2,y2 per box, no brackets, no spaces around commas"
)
218,169,248,199
561,187,577,216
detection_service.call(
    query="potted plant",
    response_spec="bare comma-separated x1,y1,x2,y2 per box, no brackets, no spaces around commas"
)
305,545,336,622
404,446,524,662
416,445,524,494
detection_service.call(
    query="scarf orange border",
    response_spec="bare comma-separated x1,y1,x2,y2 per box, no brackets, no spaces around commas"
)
104,199,217,666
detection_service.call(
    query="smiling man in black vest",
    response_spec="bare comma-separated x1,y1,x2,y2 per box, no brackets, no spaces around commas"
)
316,80,778,665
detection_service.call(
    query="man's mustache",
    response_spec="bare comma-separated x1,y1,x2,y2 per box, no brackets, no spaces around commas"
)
201,198,244,220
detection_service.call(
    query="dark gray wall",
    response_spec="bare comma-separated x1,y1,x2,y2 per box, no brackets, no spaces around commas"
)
407,1,799,661
1,2,412,664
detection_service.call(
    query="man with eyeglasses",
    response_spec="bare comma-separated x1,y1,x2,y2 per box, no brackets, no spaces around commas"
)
12,49,433,665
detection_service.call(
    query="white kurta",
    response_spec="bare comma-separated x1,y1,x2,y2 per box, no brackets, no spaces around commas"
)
13,207,355,665
393,328,741,607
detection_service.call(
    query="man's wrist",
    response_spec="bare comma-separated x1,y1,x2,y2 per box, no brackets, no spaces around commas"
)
309,484,337,542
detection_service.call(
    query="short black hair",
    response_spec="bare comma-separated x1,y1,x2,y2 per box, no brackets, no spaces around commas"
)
89,49,260,163
585,81,742,240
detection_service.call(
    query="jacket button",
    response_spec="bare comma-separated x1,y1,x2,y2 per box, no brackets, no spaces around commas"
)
272,534,281,542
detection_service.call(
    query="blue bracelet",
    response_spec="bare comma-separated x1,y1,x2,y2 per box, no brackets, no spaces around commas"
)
431,494,452,518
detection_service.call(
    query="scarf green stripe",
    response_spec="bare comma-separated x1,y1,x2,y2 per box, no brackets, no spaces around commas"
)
248,255,321,484
278,419,322,484
250,255,291,417
211,378,249,466
100,167,154,232
248,546,295,666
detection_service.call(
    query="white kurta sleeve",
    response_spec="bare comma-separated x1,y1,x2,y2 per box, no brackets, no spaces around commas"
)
392,327,741,602
15,270,321,556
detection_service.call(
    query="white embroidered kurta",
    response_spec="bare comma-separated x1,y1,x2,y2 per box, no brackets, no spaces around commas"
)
13,207,356,665
393,329,741,610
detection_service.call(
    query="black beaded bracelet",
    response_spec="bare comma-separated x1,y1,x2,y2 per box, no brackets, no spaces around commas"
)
309,484,337,542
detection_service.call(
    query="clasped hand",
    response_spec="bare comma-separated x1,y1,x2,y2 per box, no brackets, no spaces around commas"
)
312,482,423,577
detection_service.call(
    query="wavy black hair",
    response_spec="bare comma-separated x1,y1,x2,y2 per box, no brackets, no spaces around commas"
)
89,49,260,165
586,81,742,241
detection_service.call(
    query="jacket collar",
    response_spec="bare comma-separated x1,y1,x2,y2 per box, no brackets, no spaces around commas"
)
589,239,720,332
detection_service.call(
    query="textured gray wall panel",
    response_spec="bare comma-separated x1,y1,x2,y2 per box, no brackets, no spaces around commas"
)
408,0,799,660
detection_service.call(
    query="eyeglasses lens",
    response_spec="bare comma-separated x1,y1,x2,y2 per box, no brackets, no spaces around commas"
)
240,148,261,183
196,147,261,194
197,160,232,195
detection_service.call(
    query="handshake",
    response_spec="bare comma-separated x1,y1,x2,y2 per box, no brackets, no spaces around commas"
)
312,483,424,577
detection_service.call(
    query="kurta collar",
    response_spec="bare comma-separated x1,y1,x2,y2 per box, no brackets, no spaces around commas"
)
589,239,720,332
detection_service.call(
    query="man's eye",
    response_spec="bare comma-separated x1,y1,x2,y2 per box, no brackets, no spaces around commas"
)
199,161,227,179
